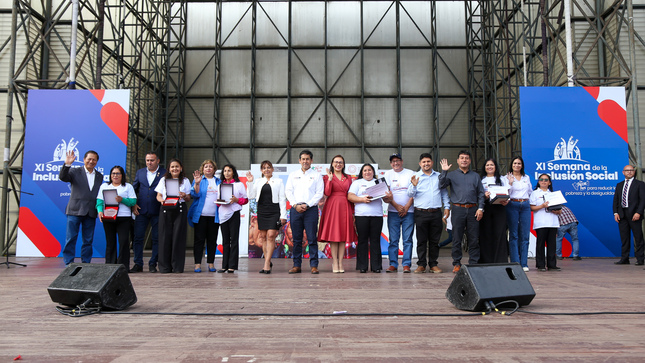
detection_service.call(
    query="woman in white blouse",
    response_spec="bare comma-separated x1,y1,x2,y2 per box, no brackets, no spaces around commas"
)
155,158,192,273
218,164,248,273
246,161,287,274
347,164,384,273
96,165,137,271
479,158,509,263
506,156,532,272
530,173,562,271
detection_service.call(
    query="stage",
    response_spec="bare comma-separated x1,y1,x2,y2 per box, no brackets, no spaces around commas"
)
2,253,645,362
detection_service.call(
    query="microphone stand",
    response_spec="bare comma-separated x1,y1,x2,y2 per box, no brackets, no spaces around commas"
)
1,186,33,268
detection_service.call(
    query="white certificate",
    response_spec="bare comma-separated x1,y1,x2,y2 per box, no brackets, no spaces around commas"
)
544,191,567,206
365,178,388,199
103,189,119,206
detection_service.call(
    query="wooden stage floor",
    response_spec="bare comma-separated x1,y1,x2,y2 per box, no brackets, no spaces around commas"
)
2,253,645,362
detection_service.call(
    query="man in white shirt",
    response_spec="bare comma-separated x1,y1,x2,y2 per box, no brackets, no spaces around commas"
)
383,153,415,273
285,150,324,274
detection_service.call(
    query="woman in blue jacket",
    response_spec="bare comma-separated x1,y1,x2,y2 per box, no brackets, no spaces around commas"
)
187,160,221,273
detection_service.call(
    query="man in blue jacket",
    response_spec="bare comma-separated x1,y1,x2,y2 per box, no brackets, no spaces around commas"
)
131,152,166,272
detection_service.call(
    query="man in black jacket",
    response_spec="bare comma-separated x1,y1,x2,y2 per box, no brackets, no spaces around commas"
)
59,150,103,265
613,165,645,265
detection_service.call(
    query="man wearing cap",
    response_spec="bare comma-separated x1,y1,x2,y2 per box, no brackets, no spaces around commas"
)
383,153,415,273
439,150,485,273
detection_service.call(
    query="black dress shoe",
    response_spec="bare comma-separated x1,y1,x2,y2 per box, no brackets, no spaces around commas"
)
360,269,367,273
548,267,562,271
149,264,157,273
217,269,227,273
636,261,644,266
615,260,630,265
538,268,547,272
129,264,143,273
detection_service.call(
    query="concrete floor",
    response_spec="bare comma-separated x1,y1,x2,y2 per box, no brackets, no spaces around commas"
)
2,254,645,362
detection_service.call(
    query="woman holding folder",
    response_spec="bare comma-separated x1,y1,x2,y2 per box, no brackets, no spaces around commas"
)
530,173,562,272
96,165,136,270
348,163,386,273
478,158,509,263
155,158,192,273
218,164,248,273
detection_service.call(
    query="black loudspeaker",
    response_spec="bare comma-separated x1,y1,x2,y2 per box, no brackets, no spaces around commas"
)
446,263,535,311
48,263,137,310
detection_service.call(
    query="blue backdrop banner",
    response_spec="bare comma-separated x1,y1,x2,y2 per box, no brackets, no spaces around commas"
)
520,86,627,257
17,89,130,258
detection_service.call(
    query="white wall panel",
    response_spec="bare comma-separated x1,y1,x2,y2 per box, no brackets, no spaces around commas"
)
437,49,467,95
328,2,361,46
436,1,466,46
401,49,432,95
220,99,251,146
400,2,431,47
291,49,325,96
221,2,253,47
183,99,215,145
290,98,326,146
363,98,397,146
185,50,215,96
220,50,251,96
327,98,361,145
292,2,325,46
187,3,216,47
254,99,288,146
256,50,288,96
257,2,288,47
363,1,396,46
364,49,397,95
401,98,433,145
327,49,361,96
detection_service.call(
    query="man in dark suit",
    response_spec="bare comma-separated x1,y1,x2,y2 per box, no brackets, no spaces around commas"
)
130,152,166,273
613,165,645,265
59,150,103,265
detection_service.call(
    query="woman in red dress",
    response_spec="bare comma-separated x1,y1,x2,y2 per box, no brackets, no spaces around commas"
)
318,155,357,273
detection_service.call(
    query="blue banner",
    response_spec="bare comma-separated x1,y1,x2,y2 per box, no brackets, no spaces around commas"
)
17,89,130,258
520,86,627,257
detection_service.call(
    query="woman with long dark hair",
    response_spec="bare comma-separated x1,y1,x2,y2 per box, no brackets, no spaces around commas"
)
506,156,532,272
187,159,221,273
96,166,136,270
479,158,509,263
530,173,562,271
348,163,383,273
155,158,191,273
218,164,248,273
246,160,287,274
318,155,357,273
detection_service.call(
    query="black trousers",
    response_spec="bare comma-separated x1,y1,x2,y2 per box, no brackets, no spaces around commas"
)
355,216,383,271
478,203,508,263
103,217,131,270
451,205,480,266
220,211,241,270
618,208,645,262
193,215,219,264
535,227,558,269
158,203,187,273
414,209,443,268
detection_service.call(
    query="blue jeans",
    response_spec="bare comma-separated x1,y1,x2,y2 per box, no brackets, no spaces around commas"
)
556,222,579,257
387,211,414,268
63,215,96,265
507,200,531,268
133,213,159,267
290,206,319,268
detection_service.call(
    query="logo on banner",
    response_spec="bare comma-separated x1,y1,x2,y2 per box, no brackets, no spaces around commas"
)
31,137,104,184
534,135,617,197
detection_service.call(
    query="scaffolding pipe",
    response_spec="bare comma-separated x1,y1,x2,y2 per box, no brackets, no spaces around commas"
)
1,0,19,254
627,0,642,169
564,0,574,86
68,0,79,89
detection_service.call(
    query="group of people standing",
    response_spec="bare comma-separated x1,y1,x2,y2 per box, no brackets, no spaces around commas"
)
59,148,580,275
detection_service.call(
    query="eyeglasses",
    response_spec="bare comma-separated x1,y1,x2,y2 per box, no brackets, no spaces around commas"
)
333,161,344,164
111,172,122,175
624,169,635,172
538,178,549,181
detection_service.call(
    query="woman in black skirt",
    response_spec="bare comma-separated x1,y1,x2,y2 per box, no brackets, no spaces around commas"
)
246,160,286,274
479,158,510,263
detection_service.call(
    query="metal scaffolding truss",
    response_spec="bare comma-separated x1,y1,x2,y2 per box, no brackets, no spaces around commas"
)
467,0,643,170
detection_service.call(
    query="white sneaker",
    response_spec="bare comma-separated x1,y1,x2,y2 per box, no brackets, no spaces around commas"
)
522,267,529,272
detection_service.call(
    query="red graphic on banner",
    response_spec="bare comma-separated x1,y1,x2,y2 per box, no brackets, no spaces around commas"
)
598,100,628,143
89,89,105,102
583,87,600,99
19,206,61,257
100,102,129,145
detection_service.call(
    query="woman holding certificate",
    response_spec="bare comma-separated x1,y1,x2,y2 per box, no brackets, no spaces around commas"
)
188,159,221,273
218,164,248,273
506,156,532,272
348,163,385,273
155,158,192,273
246,161,286,274
479,158,509,263
318,155,357,273
530,173,562,272
96,166,137,270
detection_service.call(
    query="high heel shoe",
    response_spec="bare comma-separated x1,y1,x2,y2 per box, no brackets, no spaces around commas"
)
208,264,216,272
194,267,202,273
